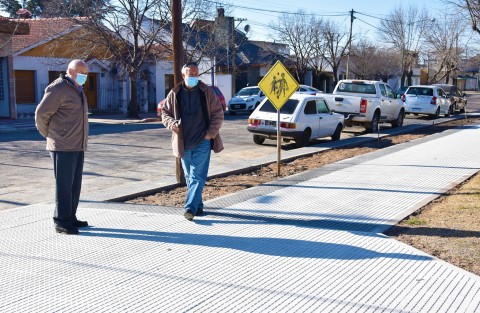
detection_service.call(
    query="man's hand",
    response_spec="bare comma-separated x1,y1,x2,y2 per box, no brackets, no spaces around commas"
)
172,120,181,134
172,125,180,134
205,134,212,140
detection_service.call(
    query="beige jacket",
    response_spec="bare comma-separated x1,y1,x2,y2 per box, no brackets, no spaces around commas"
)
35,75,89,151
162,81,224,157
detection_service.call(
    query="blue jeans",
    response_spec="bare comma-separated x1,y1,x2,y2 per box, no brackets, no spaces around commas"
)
49,151,84,227
181,139,211,213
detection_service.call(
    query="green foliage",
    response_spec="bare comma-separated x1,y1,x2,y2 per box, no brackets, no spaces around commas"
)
0,0,110,18
0,0,21,17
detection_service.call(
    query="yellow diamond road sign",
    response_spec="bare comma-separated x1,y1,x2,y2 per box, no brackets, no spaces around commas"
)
258,60,299,110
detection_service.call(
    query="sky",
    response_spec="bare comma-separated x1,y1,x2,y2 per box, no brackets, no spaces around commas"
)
226,0,451,42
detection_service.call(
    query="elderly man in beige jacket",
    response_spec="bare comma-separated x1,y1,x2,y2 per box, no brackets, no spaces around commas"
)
35,59,89,235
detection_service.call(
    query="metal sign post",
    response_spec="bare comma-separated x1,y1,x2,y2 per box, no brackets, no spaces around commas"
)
277,110,281,175
258,60,299,176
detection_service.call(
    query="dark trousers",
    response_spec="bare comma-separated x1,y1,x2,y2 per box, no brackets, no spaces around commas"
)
49,151,84,227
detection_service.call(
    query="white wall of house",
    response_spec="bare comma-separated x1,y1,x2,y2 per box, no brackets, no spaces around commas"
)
13,56,117,115
154,59,174,103
154,58,215,103
214,74,232,103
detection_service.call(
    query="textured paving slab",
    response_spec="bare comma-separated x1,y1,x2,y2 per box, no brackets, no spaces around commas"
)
1,205,479,312
1,125,480,312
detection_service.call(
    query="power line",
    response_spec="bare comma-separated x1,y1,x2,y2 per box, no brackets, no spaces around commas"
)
204,0,350,18
355,11,391,22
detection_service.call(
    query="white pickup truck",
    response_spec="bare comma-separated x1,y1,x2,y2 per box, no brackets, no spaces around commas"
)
323,80,405,133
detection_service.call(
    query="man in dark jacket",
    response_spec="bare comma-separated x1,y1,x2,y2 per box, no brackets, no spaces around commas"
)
35,59,89,235
162,62,224,221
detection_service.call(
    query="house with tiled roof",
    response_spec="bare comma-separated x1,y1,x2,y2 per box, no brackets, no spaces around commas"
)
0,17,29,119
10,17,124,118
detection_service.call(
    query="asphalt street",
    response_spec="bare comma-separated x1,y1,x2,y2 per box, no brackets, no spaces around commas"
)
0,93,479,211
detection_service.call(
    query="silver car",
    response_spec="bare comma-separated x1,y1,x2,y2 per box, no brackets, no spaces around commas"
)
401,85,452,118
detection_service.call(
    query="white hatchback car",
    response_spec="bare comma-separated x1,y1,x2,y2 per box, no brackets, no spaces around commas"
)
227,86,265,115
401,85,452,118
247,94,344,147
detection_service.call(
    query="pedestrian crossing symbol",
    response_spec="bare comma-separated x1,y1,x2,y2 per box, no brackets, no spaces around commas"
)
258,60,299,110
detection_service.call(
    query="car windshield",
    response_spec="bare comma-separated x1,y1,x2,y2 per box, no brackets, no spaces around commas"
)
237,88,259,96
437,86,450,93
259,99,299,114
336,82,376,94
407,87,433,96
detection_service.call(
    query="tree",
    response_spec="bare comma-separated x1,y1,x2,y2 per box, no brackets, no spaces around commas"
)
58,0,168,118
0,0,23,17
269,10,317,83
309,18,329,89
446,0,480,34
0,0,105,17
377,5,431,87
423,13,467,84
322,19,350,85
349,41,401,82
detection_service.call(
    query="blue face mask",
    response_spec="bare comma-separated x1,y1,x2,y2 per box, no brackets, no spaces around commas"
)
186,77,198,88
75,73,88,86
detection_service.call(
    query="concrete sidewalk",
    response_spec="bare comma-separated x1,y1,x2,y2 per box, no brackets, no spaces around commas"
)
1,121,480,312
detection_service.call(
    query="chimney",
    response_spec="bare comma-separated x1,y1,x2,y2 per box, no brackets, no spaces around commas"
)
217,7,225,18
16,8,32,19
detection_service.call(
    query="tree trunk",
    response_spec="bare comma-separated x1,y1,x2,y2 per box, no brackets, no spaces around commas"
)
127,77,140,119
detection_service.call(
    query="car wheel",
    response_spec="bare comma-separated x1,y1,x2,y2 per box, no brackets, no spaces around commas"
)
331,124,342,141
229,110,236,116
391,109,404,128
430,107,440,119
445,105,452,117
253,135,265,145
295,129,311,148
367,112,380,133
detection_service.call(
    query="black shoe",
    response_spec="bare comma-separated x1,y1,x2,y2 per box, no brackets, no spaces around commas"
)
195,208,204,216
73,220,89,228
55,225,79,235
184,210,194,221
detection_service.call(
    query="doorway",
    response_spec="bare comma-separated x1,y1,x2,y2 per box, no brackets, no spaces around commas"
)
84,73,97,110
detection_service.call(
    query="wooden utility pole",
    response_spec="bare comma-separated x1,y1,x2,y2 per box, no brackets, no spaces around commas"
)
345,9,355,79
171,0,185,184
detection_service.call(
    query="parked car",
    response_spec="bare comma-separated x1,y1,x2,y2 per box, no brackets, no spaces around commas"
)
432,84,467,114
247,94,344,147
295,84,323,95
322,79,405,133
395,86,408,96
401,85,452,118
157,85,226,118
227,86,265,115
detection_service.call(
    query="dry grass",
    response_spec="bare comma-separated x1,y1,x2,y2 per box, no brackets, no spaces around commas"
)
386,172,480,276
